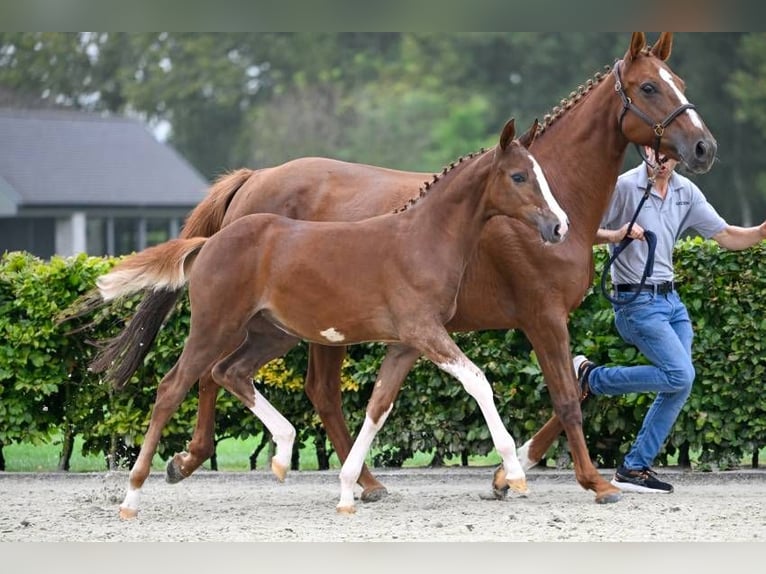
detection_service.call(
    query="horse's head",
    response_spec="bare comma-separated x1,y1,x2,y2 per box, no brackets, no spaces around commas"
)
615,32,717,174
490,118,568,244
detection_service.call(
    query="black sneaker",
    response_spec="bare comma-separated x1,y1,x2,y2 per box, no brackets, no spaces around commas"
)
611,466,674,494
572,355,594,401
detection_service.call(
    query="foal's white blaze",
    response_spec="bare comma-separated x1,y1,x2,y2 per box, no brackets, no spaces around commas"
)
320,327,345,342
529,154,569,238
658,67,704,129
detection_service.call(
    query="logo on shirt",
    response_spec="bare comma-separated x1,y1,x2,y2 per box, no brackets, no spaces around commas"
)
676,201,690,206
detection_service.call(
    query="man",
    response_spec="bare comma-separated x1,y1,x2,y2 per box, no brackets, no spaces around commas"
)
574,146,766,493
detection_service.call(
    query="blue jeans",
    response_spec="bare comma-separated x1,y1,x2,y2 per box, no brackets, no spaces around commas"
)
588,290,694,470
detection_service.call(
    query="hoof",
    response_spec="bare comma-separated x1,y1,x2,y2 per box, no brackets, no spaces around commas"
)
360,486,389,503
165,455,189,484
506,478,529,496
491,465,507,492
479,489,507,501
336,505,356,515
595,489,623,504
119,506,138,520
271,459,288,482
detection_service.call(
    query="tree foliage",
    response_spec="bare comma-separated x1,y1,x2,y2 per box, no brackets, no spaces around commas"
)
3,33,766,223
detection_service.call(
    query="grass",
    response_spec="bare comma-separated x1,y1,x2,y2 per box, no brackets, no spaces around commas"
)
2,434,502,473
4,435,763,473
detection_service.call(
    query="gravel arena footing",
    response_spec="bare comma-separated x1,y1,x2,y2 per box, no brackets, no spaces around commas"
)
2,466,765,542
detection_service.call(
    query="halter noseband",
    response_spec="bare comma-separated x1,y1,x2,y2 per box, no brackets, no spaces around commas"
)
612,59,697,163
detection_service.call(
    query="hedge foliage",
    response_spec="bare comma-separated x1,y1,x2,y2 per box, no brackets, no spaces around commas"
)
1,239,764,471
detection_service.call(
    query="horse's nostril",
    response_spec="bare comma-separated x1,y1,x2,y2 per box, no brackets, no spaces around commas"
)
695,141,707,159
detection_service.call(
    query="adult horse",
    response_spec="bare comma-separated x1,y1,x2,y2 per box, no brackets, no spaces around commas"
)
96,119,567,517
81,32,716,505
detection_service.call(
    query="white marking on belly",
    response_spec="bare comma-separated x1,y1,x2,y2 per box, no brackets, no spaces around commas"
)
320,327,345,342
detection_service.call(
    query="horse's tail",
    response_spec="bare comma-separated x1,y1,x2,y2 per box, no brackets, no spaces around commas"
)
96,237,208,302
180,168,254,238
84,169,254,389
89,237,208,390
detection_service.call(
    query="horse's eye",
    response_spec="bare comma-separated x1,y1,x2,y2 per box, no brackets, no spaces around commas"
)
511,173,526,184
640,82,657,95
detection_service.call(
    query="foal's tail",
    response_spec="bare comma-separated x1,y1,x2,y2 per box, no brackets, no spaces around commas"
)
96,237,209,302
79,168,254,389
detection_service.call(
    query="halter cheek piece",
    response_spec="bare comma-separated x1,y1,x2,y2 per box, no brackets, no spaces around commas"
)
612,59,697,166
600,60,697,306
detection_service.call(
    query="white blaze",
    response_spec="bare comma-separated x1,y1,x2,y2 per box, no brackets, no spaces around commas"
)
529,153,569,237
659,67,704,129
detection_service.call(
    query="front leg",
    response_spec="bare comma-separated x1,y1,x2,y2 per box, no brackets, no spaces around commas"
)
520,313,621,504
305,344,388,502
337,344,420,514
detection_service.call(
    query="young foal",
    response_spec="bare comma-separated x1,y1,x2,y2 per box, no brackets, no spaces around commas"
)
97,119,567,517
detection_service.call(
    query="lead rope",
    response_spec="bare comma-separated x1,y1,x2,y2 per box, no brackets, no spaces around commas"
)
599,155,660,306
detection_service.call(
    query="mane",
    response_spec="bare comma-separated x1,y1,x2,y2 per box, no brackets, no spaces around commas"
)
536,63,614,138
392,147,492,214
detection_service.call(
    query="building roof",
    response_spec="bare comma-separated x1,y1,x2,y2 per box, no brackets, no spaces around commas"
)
0,108,208,212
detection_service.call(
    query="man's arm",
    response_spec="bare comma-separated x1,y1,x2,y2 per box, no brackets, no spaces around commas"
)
712,222,766,251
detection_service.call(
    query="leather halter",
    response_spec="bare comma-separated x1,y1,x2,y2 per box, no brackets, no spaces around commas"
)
612,58,697,163
600,59,696,306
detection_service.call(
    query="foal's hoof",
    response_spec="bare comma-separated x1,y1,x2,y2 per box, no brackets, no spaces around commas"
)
360,486,389,503
506,478,529,496
271,459,288,482
119,506,138,520
336,505,356,515
595,489,623,504
165,455,189,484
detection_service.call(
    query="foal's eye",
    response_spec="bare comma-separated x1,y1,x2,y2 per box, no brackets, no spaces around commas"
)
511,173,526,184
640,82,657,95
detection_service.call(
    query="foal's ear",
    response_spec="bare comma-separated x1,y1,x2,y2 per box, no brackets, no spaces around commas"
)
650,32,673,61
626,32,646,63
517,118,539,149
499,118,516,151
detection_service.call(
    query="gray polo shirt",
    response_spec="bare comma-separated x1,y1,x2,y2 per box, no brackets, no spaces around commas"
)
602,162,727,285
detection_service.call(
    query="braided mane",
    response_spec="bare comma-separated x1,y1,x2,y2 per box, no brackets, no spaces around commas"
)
393,56,647,214
536,63,614,138
392,147,490,214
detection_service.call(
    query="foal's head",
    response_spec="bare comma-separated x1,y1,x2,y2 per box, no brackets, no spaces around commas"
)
614,32,717,174
488,118,568,244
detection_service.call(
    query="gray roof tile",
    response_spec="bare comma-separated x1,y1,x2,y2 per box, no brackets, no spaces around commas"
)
0,108,208,208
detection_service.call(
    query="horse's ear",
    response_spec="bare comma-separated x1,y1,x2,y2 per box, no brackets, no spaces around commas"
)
518,118,539,149
650,32,673,61
499,118,516,151
626,32,646,63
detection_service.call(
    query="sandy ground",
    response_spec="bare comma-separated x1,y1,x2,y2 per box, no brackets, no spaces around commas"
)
1,466,765,542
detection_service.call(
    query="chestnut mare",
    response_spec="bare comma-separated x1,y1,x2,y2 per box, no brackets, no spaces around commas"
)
96,119,568,517
83,32,716,507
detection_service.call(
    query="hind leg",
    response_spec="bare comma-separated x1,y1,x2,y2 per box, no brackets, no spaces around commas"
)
166,318,301,483
120,328,242,519
211,320,300,481
166,371,219,483
306,344,388,502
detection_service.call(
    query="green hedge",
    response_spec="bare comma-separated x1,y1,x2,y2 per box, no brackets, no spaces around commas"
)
1,239,764,471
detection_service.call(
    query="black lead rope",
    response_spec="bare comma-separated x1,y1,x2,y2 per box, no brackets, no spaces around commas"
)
599,173,658,306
